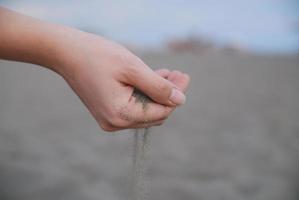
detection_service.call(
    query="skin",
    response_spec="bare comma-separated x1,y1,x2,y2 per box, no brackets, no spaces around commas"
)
0,7,190,132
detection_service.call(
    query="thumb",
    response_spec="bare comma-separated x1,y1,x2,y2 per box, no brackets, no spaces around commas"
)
127,67,186,106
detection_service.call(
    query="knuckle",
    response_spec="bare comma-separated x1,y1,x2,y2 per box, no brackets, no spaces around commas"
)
127,64,139,76
117,50,143,67
122,65,139,83
155,80,169,95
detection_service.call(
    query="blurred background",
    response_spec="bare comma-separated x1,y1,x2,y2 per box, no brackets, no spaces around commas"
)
0,0,299,200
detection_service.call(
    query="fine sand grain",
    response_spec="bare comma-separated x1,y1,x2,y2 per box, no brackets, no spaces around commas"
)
131,89,152,200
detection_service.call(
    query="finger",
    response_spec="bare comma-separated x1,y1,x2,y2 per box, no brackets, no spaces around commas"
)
119,70,190,124
167,70,190,92
128,119,165,129
155,68,170,78
101,116,165,131
125,65,186,106
155,69,190,92
98,120,123,132
118,99,174,125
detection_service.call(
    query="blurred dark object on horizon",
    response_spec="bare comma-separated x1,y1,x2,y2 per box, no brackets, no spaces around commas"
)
166,35,247,54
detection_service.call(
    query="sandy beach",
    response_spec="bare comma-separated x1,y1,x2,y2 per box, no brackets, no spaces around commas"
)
0,51,298,200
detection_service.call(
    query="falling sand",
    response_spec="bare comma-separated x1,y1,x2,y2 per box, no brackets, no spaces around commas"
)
132,128,151,200
131,89,152,200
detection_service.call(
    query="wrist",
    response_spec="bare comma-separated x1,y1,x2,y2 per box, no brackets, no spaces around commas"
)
37,24,83,76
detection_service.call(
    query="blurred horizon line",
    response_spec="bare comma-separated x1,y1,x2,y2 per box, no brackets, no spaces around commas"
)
1,0,299,54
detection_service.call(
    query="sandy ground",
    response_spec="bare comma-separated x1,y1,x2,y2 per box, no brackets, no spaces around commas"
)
0,51,298,200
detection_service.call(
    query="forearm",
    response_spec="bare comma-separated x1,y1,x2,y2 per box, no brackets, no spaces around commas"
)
0,7,82,74
0,8,190,131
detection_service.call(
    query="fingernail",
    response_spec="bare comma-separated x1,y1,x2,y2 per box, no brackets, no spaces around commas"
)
169,88,186,105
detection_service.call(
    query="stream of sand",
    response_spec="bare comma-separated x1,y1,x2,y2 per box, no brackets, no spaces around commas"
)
131,128,151,200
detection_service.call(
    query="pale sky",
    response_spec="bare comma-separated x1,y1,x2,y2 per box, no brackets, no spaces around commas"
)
1,0,298,53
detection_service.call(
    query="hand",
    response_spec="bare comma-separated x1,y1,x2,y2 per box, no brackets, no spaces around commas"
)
58,33,190,131
0,7,190,131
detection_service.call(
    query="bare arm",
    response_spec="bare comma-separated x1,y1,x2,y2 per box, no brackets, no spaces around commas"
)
0,7,57,68
0,7,190,131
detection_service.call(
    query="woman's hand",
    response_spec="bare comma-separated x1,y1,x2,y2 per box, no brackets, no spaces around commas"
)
0,7,190,131
58,33,190,131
